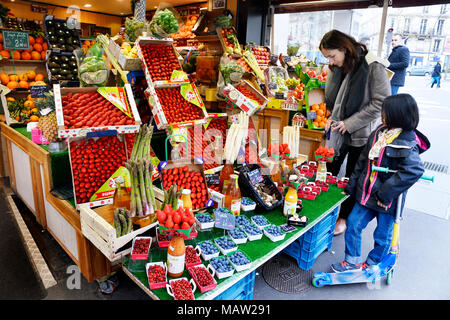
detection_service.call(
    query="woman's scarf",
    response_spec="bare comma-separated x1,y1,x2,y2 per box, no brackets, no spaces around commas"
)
368,128,402,160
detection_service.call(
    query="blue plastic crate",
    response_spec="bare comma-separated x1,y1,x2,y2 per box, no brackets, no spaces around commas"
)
214,271,255,300
303,207,339,238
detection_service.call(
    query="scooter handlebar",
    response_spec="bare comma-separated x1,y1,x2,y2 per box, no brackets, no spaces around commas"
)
371,164,434,182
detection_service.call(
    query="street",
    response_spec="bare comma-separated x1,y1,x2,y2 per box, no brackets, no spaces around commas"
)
398,76,450,219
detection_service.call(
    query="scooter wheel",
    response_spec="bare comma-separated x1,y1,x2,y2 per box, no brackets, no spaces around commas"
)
312,277,325,288
386,270,393,285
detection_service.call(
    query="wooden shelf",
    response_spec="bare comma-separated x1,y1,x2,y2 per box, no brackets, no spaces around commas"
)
0,59,47,64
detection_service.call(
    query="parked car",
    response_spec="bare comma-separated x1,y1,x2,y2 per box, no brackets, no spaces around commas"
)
406,65,433,76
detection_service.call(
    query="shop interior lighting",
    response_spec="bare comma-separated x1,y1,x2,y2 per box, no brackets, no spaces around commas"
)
84,4,92,7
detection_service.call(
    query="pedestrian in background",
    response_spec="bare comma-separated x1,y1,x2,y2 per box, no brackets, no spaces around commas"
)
431,60,442,88
388,35,410,95
320,30,391,236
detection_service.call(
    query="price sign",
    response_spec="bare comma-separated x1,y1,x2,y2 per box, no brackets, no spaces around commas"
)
2,30,30,50
214,208,236,231
30,85,50,98
205,173,220,186
247,168,263,185
307,111,317,120
275,92,284,100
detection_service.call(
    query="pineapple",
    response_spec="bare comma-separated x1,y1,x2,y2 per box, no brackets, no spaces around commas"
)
35,92,59,143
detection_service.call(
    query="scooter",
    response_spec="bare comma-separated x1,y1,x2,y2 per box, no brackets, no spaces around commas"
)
312,165,434,287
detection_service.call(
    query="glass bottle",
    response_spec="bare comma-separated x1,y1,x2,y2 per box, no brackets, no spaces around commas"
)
224,174,241,215
180,189,192,211
113,179,130,210
316,160,327,182
219,162,234,191
167,236,186,277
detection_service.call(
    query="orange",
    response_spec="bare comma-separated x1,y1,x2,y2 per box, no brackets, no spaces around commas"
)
42,42,48,51
21,51,31,60
317,109,324,117
0,73,9,85
35,74,44,81
29,81,36,86
319,121,326,128
0,33,3,42
313,121,320,128
35,36,44,44
31,51,41,60
41,51,46,60
29,36,35,46
0,50,10,59
6,97,15,102
316,115,324,123
84,40,91,46
18,74,28,81
19,80,29,89
27,94,36,101
9,74,19,82
0,43,3,51
24,100,34,109
311,104,319,111
7,81,18,89
26,70,36,80
12,50,21,60
33,43,43,53
30,115,39,122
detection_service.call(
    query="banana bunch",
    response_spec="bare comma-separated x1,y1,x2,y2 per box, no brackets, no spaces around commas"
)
113,208,132,238
285,77,300,89
121,43,139,59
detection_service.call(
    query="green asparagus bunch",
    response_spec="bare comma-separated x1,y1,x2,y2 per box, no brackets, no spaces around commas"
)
113,208,132,237
126,124,157,218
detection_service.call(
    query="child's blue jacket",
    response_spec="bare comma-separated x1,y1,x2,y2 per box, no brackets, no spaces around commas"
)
345,124,430,215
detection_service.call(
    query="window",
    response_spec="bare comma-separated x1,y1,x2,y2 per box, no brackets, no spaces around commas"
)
440,4,447,14
404,18,410,33
419,19,427,34
423,6,429,14
433,39,441,52
437,20,444,36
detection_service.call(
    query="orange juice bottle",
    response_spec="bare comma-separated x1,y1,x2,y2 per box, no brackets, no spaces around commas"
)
180,189,193,211
283,187,298,217
224,174,241,215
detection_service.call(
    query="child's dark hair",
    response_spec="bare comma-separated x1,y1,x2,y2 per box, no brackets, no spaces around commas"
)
382,93,419,131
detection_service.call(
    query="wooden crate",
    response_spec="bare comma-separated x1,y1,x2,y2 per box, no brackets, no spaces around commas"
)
79,185,164,262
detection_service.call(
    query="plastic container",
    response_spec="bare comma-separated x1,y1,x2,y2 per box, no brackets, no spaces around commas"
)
241,197,256,212
214,236,238,255
213,271,255,300
196,240,220,261
209,256,235,279
251,215,270,230
131,236,152,260
195,213,215,230
185,245,202,269
145,262,167,289
228,228,248,245
166,278,196,300
188,264,217,293
263,225,286,242
227,250,252,272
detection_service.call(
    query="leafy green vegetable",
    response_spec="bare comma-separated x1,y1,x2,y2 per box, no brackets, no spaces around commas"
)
125,17,148,42
149,8,179,38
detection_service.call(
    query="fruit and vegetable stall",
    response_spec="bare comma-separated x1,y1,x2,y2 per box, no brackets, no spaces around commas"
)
0,3,345,298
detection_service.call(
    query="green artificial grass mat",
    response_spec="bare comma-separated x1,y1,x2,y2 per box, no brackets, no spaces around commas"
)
122,184,346,300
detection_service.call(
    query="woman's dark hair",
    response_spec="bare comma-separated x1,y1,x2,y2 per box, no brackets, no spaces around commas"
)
382,93,419,131
320,29,367,73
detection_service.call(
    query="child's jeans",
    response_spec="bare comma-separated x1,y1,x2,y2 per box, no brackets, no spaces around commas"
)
344,202,396,266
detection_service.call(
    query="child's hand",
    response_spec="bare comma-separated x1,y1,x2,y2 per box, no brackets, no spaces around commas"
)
377,200,388,211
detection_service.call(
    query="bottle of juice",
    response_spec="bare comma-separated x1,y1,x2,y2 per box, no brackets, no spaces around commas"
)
224,174,241,215
316,160,327,182
113,179,130,210
283,187,298,217
219,162,234,191
167,236,186,277
180,189,192,211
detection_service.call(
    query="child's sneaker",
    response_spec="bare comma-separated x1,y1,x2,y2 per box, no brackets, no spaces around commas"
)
330,260,362,273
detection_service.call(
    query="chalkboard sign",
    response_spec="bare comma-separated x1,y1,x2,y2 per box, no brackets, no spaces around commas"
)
248,168,263,185
214,208,236,231
30,85,50,98
2,30,30,50
307,111,317,120
205,173,220,186
275,92,284,99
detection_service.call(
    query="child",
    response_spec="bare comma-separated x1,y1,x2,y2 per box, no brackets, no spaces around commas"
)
331,93,430,272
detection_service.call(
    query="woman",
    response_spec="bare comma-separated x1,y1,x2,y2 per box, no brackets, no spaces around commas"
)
319,30,391,235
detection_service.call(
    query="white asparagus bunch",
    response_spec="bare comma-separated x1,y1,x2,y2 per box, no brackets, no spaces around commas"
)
282,125,300,159
224,111,249,163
